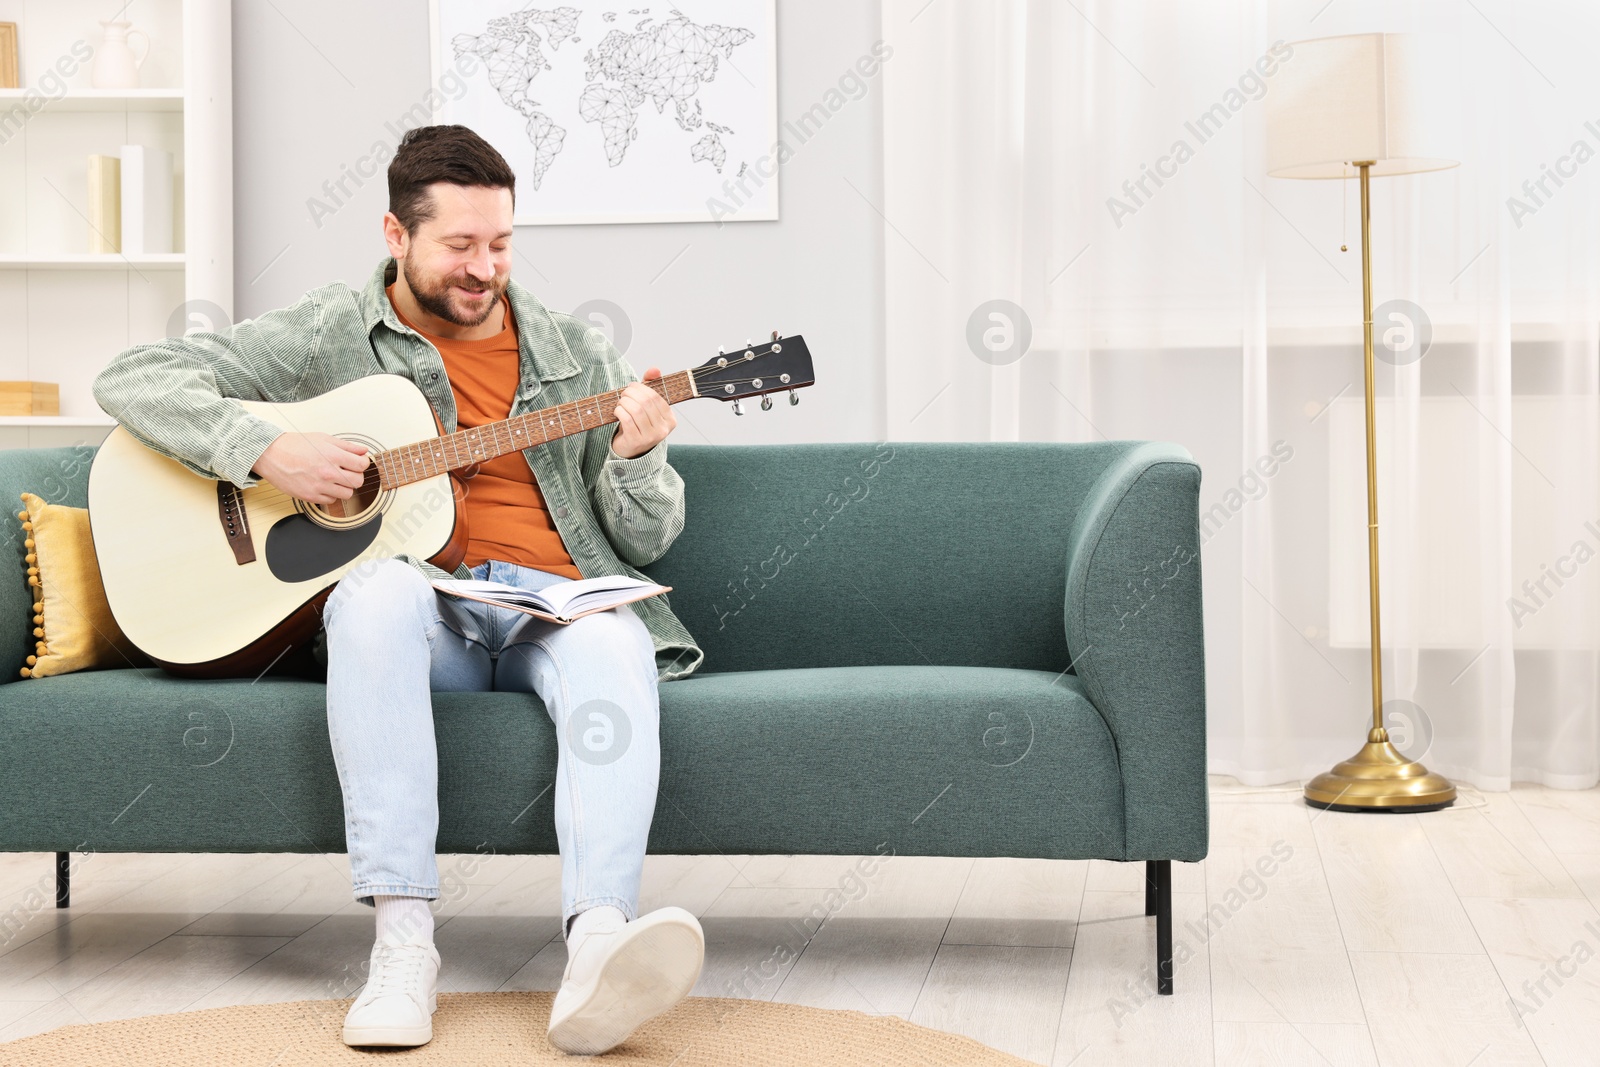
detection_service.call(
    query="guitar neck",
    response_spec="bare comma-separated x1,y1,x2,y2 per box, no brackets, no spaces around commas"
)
372,370,698,489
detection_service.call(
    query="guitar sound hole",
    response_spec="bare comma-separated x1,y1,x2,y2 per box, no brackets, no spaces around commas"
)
312,468,383,523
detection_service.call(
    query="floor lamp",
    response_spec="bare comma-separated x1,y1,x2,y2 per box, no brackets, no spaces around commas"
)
1266,33,1459,812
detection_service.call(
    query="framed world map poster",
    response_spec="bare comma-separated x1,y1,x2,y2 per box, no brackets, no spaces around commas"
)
430,1,779,225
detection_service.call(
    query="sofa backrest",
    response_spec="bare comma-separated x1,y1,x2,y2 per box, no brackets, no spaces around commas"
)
0,440,1141,680
644,441,1135,675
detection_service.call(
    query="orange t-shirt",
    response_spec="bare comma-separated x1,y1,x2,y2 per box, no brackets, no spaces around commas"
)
387,286,582,579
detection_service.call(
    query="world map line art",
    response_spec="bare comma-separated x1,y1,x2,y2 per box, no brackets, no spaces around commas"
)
451,6,758,192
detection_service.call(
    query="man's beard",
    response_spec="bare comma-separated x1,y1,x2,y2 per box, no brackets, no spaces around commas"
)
400,257,507,327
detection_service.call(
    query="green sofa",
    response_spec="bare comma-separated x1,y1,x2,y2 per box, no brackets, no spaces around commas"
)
0,440,1208,994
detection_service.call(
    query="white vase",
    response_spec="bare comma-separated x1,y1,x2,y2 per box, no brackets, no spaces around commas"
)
91,20,150,90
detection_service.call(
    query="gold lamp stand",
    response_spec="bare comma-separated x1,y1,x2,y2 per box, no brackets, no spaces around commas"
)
1303,163,1456,813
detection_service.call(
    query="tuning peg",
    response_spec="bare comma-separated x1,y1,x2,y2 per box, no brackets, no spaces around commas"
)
761,395,773,411
771,330,780,341
788,389,799,406
732,398,745,416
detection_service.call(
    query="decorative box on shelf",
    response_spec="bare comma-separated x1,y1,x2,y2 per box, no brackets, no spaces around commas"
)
0,382,60,416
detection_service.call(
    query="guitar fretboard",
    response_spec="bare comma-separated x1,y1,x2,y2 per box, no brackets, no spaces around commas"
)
372,369,697,489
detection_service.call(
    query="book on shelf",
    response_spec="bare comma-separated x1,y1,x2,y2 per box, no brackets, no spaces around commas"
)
87,155,121,254
0,23,17,90
429,574,671,624
120,144,174,255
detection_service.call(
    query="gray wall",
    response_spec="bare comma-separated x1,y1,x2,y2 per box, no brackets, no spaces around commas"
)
231,0,886,446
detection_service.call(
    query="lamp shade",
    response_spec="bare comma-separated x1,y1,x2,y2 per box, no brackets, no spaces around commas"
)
1266,33,1456,179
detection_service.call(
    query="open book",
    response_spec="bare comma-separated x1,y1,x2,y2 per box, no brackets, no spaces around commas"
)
430,575,671,624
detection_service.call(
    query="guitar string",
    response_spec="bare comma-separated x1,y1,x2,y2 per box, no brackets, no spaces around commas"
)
229,357,798,510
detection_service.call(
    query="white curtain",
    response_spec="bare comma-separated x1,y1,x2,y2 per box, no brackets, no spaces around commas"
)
880,0,1600,790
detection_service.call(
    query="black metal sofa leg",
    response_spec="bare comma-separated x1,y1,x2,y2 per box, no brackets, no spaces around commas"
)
55,852,69,908
1144,860,1173,994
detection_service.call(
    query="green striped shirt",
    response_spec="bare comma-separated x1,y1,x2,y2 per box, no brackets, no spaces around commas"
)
93,257,704,681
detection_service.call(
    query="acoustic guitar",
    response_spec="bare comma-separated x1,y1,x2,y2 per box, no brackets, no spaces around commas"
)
88,333,815,677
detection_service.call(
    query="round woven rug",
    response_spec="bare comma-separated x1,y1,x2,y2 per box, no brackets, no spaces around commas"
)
0,992,1033,1066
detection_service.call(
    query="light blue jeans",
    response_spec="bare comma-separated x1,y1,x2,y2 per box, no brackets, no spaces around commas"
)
322,557,661,933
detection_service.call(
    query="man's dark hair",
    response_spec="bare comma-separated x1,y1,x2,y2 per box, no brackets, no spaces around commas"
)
387,125,516,234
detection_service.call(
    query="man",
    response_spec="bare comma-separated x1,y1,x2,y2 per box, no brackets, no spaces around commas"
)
93,124,707,1055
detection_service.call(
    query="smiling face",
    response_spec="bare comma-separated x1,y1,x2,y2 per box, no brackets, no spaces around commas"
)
385,182,514,329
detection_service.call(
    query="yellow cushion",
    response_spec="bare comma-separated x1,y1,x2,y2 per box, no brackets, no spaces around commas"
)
17,491,142,678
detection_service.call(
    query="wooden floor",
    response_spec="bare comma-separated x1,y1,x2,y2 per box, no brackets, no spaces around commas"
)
1,778,1597,1065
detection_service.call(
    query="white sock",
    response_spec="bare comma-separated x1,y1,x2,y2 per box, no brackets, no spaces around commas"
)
374,895,434,945
566,905,626,959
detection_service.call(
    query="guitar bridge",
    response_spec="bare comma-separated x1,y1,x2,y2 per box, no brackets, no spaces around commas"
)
217,482,256,565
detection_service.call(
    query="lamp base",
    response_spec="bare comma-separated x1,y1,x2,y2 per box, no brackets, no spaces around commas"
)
1303,728,1457,813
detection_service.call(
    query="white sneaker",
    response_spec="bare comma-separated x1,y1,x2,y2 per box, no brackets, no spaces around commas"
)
342,937,441,1047
547,906,705,1055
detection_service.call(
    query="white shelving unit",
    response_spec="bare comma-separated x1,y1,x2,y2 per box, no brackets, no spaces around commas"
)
0,253,186,269
0,0,231,447
0,415,115,426
0,87,185,112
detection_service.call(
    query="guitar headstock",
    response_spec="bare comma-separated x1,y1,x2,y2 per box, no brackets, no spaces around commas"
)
692,332,815,414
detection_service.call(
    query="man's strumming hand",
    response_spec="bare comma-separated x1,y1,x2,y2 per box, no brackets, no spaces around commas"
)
610,367,677,460
253,432,371,504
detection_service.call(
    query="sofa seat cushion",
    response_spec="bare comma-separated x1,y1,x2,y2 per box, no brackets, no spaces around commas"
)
0,664,1126,860
661,665,1125,860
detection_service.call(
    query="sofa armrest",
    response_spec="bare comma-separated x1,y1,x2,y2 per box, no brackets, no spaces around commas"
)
1064,442,1207,862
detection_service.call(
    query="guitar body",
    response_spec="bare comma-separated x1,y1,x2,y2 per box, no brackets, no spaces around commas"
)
89,374,467,677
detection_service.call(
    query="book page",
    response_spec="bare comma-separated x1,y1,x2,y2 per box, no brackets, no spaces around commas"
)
430,575,667,618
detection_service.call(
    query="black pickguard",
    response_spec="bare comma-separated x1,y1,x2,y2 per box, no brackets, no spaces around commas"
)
264,512,383,583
